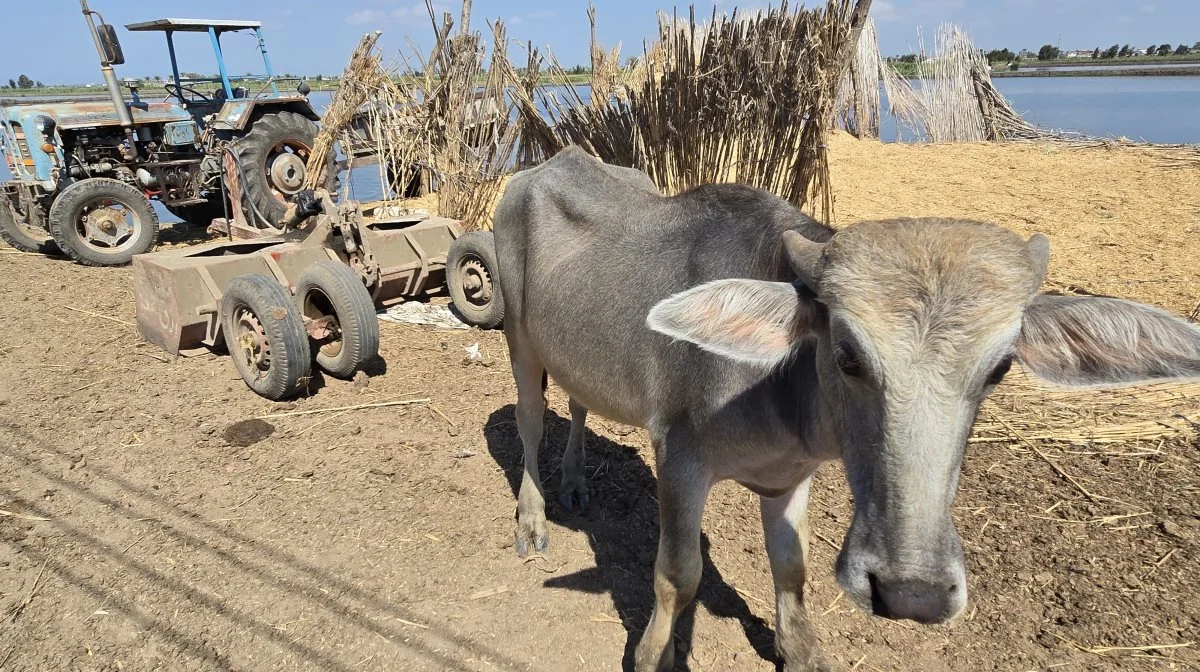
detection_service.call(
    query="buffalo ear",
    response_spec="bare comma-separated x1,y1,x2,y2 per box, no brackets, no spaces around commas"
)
1026,233,1050,291
647,279,817,367
1016,294,1200,387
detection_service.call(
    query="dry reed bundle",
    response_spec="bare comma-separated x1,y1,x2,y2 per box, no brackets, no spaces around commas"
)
304,31,386,191
837,18,882,139
420,9,520,230
521,1,868,221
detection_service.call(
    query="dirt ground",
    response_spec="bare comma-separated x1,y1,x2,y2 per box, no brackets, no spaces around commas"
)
2,133,1199,671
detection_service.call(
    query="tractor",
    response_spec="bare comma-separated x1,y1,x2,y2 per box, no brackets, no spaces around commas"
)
0,1,334,266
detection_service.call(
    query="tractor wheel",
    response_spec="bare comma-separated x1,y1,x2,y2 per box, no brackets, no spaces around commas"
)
166,198,227,227
221,273,312,400
0,194,57,254
447,231,505,329
294,261,380,379
234,111,336,228
47,178,159,266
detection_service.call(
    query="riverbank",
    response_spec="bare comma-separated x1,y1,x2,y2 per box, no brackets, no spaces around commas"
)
993,66,1200,77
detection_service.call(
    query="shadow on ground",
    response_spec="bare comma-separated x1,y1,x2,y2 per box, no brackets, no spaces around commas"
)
484,404,780,671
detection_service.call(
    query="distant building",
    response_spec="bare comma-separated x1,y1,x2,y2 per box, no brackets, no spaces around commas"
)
1064,49,1094,58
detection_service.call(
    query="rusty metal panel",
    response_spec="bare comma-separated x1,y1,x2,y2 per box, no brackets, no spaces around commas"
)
269,247,338,292
162,120,199,146
133,255,215,356
210,101,253,131
44,101,192,129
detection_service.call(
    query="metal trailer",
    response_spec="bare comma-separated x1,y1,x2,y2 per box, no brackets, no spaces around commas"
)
133,190,503,399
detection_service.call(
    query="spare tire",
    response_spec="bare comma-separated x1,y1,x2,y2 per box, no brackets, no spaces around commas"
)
234,111,337,228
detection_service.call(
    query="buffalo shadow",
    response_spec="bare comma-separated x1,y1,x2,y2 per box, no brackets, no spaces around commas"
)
484,404,782,671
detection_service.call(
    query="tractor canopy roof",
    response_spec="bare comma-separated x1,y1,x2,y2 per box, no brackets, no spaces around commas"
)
125,19,262,33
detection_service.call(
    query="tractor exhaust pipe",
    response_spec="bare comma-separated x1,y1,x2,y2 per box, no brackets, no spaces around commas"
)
80,0,138,159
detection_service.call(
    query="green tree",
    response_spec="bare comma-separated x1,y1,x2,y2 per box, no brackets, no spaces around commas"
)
985,48,1014,63
16,74,33,88
1102,44,1120,59
1176,44,1191,55
1193,41,1200,52
6,79,15,89
35,80,43,88
1092,47,1100,59
1146,44,1157,56
1037,44,1061,61
1118,44,1132,57
1157,44,1172,56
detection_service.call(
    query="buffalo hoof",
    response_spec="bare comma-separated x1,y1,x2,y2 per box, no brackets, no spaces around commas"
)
514,515,549,558
558,483,590,515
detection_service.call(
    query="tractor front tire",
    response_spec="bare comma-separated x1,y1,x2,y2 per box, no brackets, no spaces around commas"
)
48,178,159,266
234,111,336,228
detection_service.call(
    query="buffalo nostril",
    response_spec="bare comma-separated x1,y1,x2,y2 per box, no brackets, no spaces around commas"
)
867,573,893,619
869,576,957,625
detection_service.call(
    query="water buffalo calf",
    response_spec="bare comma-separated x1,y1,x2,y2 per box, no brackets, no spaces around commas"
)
491,147,1200,671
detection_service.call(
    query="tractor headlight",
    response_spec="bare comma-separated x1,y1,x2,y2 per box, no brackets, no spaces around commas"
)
35,115,56,136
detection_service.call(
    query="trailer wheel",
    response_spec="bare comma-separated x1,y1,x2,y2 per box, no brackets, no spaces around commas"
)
0,195,57,254
47,178,159,266
221,273,312,400
294,261,380,378
447,231,504,329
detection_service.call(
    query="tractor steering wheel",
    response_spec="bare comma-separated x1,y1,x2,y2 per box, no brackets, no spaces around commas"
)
164,83,213,103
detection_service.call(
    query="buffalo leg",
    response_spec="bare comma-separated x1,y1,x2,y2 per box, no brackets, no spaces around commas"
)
634,439,711,672
761,475,829,672
558,397,590,513
510,336,549,557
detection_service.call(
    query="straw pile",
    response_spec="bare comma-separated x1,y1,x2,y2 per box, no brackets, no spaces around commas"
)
515,0,869,220
976,367,1200,445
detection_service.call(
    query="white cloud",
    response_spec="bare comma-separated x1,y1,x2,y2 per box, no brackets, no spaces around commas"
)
346,9,382,25
1140,3,1157,12
873,0,898,22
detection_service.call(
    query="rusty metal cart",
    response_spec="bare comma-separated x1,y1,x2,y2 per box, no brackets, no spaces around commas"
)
133,189,503,399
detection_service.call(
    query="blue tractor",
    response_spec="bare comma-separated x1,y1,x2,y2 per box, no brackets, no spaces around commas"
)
0,2,334,266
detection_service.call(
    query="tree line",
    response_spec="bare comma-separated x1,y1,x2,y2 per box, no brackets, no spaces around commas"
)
5,75,45,89
1027,41,1199,62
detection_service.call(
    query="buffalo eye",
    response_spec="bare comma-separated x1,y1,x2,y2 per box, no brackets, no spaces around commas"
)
834,341,864,377
987,355,1013,386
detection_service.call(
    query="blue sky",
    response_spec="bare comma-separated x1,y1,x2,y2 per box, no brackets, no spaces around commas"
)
7,1,1199,84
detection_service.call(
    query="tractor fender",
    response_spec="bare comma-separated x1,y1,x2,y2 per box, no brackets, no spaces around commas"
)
208,96,319,132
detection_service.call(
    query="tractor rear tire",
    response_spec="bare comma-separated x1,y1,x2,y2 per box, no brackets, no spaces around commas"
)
221,273,312,400
0,195,57,254
447,231,505,329
48,178,159,266
294,261,380,379
234,111,336,228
